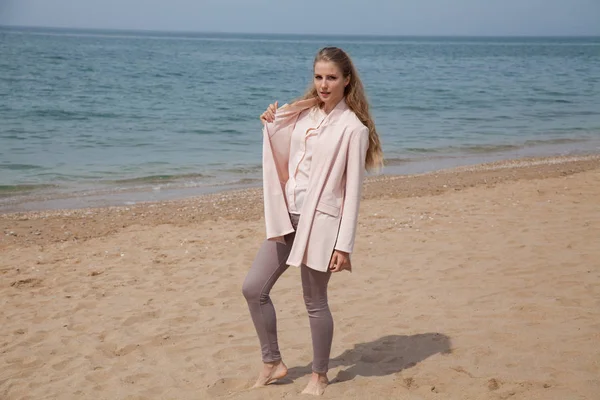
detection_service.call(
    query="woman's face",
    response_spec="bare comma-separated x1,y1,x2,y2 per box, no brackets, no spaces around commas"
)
313,61,350,111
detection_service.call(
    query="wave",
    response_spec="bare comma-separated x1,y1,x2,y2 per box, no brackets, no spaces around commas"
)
221,128,243,134
153,71,185,78
405,144,519,154
188,129,214,135
222,164,262,174
0,184,57,197
404,136,591,156
383,157,415,166
26,109,122,120
0,163,44,171
405,147,444,154
523,137,589,146
213,177,261,186
186,128,244,135
45,55,68,61
108,173,211,185
398,105,437,112
524,98,574,104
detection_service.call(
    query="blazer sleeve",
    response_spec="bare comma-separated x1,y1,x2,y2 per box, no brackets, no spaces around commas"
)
334,126,369,254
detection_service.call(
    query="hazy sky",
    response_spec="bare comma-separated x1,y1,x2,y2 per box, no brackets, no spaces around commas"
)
1,0,599,36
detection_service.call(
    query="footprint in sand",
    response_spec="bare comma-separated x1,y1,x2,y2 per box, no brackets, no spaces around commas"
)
488,378,502,391
122,372,153,384
85,367,112,384
21,330,49,345
114,343,140,357
196,298,214,306
167,315,199,325
403,376,418,389
122,310,161,326
96,342,140,358
5,355,43,369
211,345,256,360
206,378,252,397
74,301,97,311
51,357,77,371
10,278,43,288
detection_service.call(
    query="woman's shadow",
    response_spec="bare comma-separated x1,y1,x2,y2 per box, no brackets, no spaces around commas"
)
285,333,452,383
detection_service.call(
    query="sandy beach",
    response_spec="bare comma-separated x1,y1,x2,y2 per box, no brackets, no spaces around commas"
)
1,154,599,399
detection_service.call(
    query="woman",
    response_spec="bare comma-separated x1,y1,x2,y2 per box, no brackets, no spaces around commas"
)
242,47,383,396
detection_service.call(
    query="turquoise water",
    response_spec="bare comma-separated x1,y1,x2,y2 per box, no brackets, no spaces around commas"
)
1,26,600,210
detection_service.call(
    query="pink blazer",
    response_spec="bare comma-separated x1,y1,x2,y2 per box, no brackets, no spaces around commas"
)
262,97,369,272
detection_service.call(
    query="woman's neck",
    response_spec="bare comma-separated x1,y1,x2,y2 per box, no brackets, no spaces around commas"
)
321,97,343,114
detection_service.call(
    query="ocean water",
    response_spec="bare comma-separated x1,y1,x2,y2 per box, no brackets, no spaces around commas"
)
1,26,600,211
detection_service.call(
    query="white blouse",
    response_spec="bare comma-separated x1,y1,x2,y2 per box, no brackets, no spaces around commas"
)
285,106,328,215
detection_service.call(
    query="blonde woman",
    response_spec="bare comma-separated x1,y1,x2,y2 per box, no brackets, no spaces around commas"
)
242,47,383,396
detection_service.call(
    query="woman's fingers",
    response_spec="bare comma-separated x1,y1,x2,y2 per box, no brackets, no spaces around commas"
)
260,102,278,123
329,251,351,273
260,113,274,123
268,104,277,121
329,253,339,271
330,255,345,272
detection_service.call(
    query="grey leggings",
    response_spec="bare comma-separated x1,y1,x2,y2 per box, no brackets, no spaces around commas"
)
242,214,333,374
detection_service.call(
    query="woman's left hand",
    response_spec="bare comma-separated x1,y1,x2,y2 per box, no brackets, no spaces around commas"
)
329,250,352,273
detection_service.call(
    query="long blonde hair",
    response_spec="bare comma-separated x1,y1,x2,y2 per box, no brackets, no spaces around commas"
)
299,47,383,171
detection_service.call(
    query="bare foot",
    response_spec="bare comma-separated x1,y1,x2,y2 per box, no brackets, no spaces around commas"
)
252,360,288,387
301,372,329,396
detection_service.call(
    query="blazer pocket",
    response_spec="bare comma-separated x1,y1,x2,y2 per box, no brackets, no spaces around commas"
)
316,201,340,218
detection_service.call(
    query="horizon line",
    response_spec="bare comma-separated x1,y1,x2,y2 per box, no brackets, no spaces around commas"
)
1,24,599,38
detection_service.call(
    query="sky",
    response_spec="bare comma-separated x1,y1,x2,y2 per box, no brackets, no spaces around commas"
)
1,0,599,36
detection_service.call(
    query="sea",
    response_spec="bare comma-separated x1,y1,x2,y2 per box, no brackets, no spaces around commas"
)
1,26,600,212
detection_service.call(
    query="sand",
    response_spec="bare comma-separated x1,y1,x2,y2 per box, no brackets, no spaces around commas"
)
1,154,599,399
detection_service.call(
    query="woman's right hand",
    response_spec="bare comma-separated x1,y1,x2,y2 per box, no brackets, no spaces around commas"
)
260,101,278,124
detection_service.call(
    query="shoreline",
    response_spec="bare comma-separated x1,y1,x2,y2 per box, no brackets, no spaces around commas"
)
2,153,599,249
1,137,599,214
